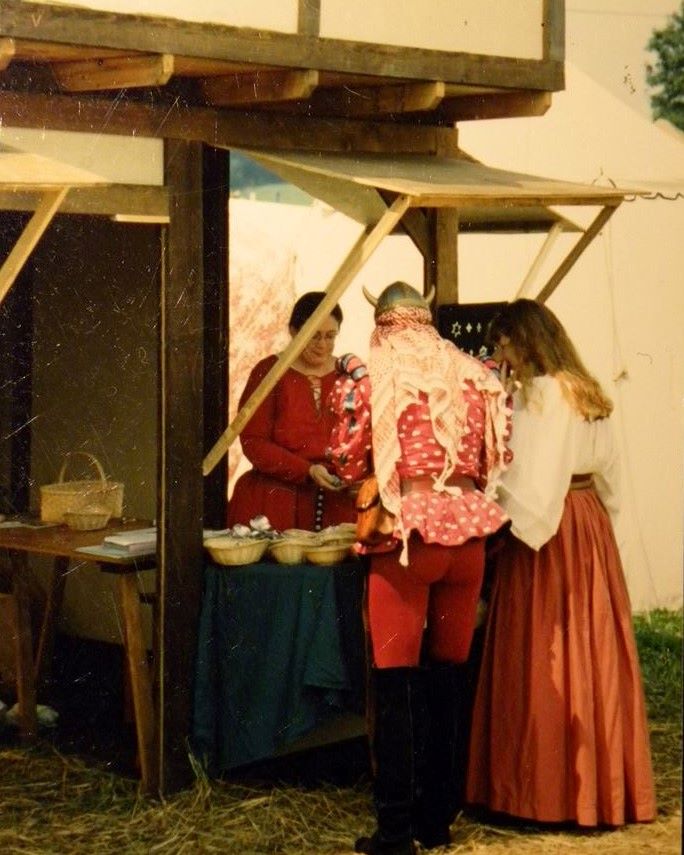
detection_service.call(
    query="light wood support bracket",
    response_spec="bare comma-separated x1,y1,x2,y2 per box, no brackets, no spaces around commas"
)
53,54,175,92
0,186,69,306
513,221,564,299
202,193,411,476
536,205,618,303
202,69,320,106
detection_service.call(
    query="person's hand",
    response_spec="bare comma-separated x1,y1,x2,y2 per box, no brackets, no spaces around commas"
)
499,360,517,396
336,353,367,381
309,464,345,491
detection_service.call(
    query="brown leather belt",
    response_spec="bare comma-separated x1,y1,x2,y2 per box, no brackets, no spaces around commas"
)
401,475,476,496
569,473,594,490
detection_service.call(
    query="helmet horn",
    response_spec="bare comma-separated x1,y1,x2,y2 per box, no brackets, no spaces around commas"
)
362,285,378,307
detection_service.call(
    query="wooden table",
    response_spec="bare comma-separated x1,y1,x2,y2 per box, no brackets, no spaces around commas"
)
0,519,158,794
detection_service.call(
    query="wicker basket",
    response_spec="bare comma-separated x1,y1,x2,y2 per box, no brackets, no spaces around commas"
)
63,506,111,531
269,537,310,565
204,536,268,566
40,452,124,524
304,542,351,566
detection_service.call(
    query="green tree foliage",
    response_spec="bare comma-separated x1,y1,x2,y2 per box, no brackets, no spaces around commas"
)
647,2,684,130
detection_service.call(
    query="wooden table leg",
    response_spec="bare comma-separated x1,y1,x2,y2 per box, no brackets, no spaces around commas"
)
9,551,37,741
117,572,158,795
34,555,69,691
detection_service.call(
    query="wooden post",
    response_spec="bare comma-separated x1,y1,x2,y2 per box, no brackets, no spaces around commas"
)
9,552,37,740
430,208,460,307
202,146,228,528
157,139,205,794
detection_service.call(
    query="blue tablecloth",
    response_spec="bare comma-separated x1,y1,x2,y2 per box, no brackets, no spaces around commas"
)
191,558,366,772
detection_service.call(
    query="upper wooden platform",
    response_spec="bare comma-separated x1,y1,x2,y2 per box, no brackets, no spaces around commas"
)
0,1,564,151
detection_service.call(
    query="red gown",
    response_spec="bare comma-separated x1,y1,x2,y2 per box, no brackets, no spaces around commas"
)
228,355,355,532
466,376,656,827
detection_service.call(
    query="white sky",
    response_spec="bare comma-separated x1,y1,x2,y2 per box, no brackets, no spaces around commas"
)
566,1,680,118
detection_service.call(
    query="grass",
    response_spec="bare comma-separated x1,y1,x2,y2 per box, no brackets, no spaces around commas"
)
633,609,682,722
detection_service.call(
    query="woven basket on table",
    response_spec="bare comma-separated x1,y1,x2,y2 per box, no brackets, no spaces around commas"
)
40,452,124,524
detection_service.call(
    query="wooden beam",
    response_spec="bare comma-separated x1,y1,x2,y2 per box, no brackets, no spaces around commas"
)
0,37,16,70
306,81,445,117
0,1,564,92
53,53,174,92
536,205,618,303
0,90,460,154
0,187,68,306
298,0,321,36
201,69,319,107
407,193,625,209
543,0,565,64
203,193,412,475
12,38,133,62
157,139,205,794
442,91,552,122
0,184,168,218
173,55,277,76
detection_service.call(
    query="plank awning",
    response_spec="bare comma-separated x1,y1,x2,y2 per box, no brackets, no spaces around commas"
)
238,148,628,230
203,150,635,474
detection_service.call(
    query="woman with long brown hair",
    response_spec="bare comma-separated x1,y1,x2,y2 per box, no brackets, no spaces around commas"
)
467,298,656,827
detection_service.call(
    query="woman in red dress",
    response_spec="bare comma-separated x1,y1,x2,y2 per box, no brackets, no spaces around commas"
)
228,291,355,532
466,299,656,828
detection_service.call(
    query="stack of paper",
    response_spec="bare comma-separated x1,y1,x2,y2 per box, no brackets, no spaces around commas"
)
103,527,157,555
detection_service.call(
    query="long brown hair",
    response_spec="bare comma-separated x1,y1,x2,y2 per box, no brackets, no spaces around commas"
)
487,299,613,421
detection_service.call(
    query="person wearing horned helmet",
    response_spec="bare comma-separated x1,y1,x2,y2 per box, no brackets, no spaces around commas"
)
327,281,512,855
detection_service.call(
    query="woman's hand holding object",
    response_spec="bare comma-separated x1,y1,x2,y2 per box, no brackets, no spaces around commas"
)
309,464,344,491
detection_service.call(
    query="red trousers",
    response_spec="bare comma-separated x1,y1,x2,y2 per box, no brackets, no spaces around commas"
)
368,536,485,668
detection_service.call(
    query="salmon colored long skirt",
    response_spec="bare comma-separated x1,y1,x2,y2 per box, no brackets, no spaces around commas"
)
466,489,657,827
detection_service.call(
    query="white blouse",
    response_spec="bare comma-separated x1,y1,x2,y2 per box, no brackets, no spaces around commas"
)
498,375,620,551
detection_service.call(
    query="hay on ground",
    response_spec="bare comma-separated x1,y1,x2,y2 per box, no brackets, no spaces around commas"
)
0,609,680,854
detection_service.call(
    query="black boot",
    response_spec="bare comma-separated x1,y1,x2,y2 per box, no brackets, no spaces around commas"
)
413,661,473,849
354,667,424,855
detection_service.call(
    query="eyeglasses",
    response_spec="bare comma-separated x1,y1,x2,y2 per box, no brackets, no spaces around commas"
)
310,331,339,343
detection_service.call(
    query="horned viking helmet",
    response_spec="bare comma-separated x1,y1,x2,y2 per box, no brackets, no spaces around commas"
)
363,281,435,320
